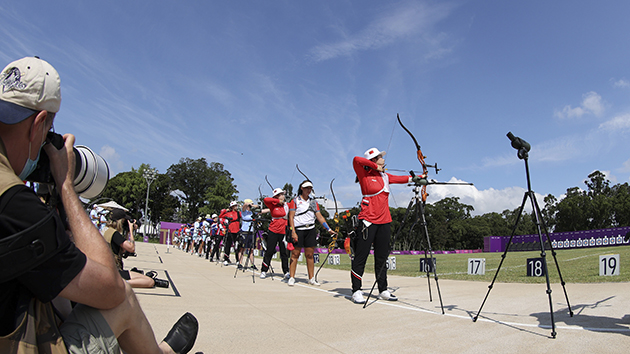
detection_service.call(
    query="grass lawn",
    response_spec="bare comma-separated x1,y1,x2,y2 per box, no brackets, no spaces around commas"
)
264,245,630,284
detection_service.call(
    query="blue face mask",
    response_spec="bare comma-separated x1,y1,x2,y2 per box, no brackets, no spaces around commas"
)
18,141,44,180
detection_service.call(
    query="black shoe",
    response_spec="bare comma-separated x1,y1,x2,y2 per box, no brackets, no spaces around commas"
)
146,271,157,279
251,265,258,271
237,264,243,270
154,278,170,288
163,313,198,354
130,267,144,274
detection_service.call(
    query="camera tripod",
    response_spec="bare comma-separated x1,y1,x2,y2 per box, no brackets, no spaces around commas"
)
364,180,445,314
472,133,573,338
234,217,267,282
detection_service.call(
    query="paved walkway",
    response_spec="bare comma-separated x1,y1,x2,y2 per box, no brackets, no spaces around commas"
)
125,242,630,353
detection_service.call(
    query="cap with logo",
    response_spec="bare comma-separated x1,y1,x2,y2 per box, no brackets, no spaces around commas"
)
0,57,61,124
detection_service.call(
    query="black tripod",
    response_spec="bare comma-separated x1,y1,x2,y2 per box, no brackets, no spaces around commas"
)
364,178,445,314
472,132,573,338
234,216,266,282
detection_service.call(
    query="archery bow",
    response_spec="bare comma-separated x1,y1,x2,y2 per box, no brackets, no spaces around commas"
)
397,113,441,202
314,178,339,282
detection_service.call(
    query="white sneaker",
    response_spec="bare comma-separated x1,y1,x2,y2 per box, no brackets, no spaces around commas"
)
352,290,366,304
223,260,229,266
260,272,266,279
284,272,290,280
308,278,320,286
379,290,398,301
288,277,295,286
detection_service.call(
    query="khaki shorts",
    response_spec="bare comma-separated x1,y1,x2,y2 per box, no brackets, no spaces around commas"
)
59,304,120,354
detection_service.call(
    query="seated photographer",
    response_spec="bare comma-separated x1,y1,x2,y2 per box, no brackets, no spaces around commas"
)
0,57,197,353
102,209,169,288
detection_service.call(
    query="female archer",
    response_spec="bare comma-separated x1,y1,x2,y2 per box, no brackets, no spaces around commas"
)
351,147,424,304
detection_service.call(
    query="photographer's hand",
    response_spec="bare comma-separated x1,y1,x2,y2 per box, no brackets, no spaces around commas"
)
44,133,76,193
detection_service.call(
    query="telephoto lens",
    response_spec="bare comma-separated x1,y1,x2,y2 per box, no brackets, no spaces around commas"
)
26,132,109,199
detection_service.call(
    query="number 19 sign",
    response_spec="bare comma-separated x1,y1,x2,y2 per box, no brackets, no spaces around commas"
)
599,254,620,276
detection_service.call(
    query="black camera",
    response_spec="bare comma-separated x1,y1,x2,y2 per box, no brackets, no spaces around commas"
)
26,132,110,199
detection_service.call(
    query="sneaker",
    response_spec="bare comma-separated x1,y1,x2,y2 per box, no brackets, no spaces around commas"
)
308,278,320,286
379,290,398,301
260,272,266,279
237,264,243,270
284,272,290,280
223,260,229,266
352,290,366,304
288,277,295,286
251,265,258,271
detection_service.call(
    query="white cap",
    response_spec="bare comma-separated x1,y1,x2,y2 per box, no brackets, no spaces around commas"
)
0,57,61,124
211,214,218,218
229,201,238,207
364,147,385,160
301,181,313,189
272,188,285,197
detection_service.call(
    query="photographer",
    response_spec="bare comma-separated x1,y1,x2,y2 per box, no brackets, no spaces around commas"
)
236,199,258,270
0,57,197,353
102,208,169,288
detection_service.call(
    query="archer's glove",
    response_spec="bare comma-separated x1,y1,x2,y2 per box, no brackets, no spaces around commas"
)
412,176,428,185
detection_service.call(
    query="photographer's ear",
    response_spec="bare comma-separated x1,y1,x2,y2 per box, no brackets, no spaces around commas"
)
30,110,52,147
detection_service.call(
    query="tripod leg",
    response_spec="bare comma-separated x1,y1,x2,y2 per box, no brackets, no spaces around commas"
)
473,191,529,322
419,201,444,314
533,197,573,317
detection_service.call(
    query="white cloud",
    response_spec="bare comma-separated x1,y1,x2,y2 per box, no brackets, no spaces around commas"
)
309,1,454,62
99,145,123,174
598,113,630,131
389,177,543,215
554,91,604,119
611,78,630,88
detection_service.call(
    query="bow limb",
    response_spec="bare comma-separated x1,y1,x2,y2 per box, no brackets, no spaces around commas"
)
397,114,429,202
296,164,310,181
315,178,340,282
264,175,274,192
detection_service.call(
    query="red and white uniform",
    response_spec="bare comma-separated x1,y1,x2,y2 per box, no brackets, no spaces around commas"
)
288,196,320,229
264,197,289,234
219,209,241,233
353,156,411,224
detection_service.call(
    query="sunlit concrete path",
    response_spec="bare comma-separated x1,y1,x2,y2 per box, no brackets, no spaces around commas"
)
125,242,630,353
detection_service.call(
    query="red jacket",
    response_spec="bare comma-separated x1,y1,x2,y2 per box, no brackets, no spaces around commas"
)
353,156,410,224
219,209,241,233
264,197,288,234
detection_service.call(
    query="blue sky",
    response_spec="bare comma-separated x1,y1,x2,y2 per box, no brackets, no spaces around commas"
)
2,1,629,216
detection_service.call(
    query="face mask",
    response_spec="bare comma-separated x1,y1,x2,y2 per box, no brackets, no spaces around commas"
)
18,120,47,180
18,141,44,180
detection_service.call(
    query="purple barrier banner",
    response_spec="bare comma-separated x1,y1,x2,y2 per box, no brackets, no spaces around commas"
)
484,226,630,253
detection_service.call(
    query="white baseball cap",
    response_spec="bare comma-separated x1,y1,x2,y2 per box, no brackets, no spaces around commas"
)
229,201,238,207
364,147,386,160
272,188,285,197
0,57,61,124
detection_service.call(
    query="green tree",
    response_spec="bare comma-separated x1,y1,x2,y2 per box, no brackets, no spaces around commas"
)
611,182,630,227
167,158,238,222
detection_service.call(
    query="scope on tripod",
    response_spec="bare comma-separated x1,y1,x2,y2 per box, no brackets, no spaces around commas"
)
506,132,531,160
